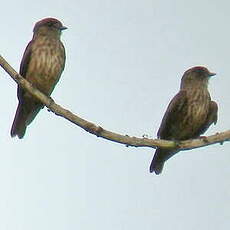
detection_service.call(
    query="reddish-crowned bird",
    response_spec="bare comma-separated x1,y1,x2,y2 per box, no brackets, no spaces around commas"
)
150,66,218,174
11,18,67,138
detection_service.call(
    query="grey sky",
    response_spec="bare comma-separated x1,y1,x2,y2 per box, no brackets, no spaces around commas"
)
1,0,230,229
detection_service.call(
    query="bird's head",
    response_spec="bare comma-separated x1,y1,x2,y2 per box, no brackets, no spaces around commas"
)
180,66,216,89
33,18,67,38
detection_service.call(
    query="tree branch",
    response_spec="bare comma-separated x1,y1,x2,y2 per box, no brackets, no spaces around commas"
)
0,55,229,150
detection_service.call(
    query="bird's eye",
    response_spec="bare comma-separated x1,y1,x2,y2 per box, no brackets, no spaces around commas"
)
48,23,54,27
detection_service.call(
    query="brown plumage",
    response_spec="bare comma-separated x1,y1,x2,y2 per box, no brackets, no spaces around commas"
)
11,18,67,138
150,66,218,174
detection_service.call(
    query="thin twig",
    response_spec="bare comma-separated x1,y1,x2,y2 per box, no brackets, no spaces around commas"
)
0,55,228,150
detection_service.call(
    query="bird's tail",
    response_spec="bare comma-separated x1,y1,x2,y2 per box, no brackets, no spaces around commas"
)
11,100,42,139
11,103,27,139
149,148,177,175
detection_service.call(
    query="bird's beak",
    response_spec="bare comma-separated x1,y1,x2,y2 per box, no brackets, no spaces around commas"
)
60,26,68,30
209,72,216,77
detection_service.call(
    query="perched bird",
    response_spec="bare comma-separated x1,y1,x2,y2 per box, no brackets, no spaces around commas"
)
11,18,67,138
150,66,218,174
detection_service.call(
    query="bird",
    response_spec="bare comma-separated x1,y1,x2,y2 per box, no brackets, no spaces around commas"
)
11,18,67,138
149,66,218,174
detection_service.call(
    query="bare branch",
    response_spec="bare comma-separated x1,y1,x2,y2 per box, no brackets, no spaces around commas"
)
0,55,229,150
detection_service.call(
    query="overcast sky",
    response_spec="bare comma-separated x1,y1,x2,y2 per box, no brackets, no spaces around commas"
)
1,0,230,229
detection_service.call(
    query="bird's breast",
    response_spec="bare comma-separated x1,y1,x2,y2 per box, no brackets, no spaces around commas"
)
180,88,211,137
26,37,65,95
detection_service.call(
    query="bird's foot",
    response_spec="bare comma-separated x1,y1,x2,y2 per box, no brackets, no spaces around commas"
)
47,97,55,112
199,136,209,143
173,140,181,148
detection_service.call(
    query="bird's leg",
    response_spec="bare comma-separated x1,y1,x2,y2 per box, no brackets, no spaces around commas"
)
199,135,209,143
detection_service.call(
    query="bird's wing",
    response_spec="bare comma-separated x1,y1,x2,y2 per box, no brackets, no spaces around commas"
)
157,90,187,139
210,101,218,125
19,41,33,77
17,41,33,102
193,100,218,136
